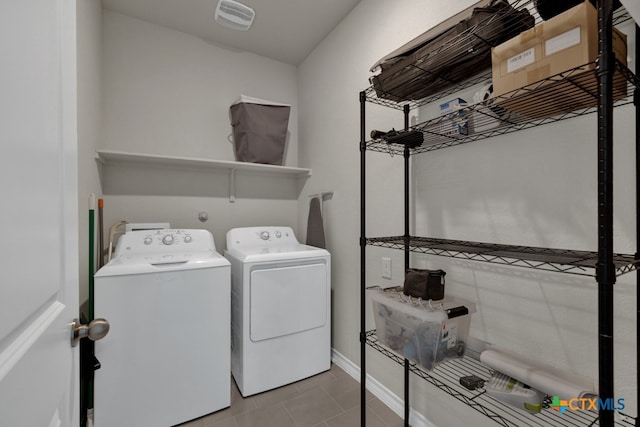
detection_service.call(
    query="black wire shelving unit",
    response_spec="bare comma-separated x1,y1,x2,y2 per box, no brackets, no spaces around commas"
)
359,1,639,426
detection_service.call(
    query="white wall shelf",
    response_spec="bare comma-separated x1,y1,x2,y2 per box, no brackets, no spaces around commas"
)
95,149,311,201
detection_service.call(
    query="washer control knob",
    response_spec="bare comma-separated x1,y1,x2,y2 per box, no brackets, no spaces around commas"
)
184,235,192,243
162,234,175,245
144,236,153,245
275,231,282,238
260,231,270,241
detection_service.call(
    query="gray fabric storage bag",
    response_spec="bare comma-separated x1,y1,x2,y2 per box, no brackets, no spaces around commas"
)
230,95,291,165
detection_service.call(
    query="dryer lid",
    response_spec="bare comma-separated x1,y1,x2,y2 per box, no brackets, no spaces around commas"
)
225,226,329,262
225,243,329,263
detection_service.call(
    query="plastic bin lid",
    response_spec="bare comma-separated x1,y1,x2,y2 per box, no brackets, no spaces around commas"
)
369,287,476,322
232,94,291,107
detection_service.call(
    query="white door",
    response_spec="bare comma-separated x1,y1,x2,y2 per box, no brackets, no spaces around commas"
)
0,1,80,427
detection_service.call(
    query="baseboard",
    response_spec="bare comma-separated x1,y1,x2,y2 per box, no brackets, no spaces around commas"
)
331,348,436,427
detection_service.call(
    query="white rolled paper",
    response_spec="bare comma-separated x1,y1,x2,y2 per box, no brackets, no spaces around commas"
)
480,349,597,400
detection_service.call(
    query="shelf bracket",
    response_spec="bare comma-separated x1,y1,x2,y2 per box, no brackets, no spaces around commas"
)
229,168,237,203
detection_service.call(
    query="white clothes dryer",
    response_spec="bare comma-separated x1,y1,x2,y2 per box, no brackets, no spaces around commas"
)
93,229,230,427
225,227,331,397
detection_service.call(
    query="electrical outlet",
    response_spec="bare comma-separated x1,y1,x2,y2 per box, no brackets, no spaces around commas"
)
381,257,392,279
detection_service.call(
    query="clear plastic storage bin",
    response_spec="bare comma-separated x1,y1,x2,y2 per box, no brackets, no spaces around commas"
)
369,287,475,371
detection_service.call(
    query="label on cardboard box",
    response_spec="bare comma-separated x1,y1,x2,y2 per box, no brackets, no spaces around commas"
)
506,47,535,73
545,26,581,56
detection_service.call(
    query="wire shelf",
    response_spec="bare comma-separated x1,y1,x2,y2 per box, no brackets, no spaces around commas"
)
365,330,635,427
366,236,640,277
364,1,633,111
366,60,638,156
364,70,493,111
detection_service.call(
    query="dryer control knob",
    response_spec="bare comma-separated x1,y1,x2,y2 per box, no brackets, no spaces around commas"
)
162,234,175,245
144,237,153,245
184,235,192,243
260,231,270,240
275,231,282,238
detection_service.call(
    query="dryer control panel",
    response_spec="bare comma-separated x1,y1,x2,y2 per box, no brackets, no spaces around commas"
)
115,229,216,255
227,226,298,249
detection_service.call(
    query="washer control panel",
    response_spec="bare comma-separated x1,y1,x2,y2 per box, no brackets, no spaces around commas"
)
115,229,216,255
227,226,298,249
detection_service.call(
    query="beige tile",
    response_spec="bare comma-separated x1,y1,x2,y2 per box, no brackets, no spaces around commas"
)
328,363,351,380
322,374,359,395
230,379,258,413
322,375,360,393
294,369,337,392
203,381,255,425
207,417,237,427
321,376,361,411
234,402,296,427
331,386,363,411
249,382,300,409
201,406,238,426
176,417,205,427
325,405,387,427
367,399,404,427
193,363,405,427
283,386,344,427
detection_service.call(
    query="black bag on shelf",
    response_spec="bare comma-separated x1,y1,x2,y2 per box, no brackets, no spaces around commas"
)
371,128,424,148
403,269,446,300
369,0,534,102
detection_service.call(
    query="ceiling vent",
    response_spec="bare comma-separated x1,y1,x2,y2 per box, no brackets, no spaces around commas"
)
215,0,255,31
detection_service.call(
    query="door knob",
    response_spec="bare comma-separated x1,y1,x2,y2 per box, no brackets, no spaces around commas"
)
70,318,110,347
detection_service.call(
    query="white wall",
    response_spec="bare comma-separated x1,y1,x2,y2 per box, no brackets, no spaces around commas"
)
77,0,103,306
99,10,301,251
101,10,298,164
299,0,637,424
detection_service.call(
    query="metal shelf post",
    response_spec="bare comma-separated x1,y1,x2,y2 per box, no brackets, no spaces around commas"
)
403,104,411,427
635,22,640,425
359,90,367,427
596,1,616,425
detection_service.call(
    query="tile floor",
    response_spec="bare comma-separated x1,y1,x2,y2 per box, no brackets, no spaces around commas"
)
178,364,403,427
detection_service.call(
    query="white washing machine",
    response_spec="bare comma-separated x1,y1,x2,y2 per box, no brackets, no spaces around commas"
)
225,226,331,397
93,229,230,427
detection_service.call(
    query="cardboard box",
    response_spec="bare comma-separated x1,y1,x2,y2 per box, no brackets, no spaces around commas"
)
370,288,475,370
491,1,627,118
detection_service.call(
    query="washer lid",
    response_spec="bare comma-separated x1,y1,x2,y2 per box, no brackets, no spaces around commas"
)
95,250,230,277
